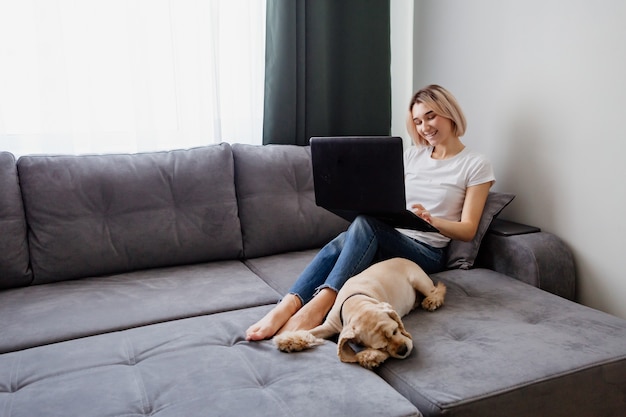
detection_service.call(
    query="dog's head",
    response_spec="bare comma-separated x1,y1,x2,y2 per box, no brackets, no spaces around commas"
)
338,302,413,364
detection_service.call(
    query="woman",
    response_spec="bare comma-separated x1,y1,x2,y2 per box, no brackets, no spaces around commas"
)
246,84,494,341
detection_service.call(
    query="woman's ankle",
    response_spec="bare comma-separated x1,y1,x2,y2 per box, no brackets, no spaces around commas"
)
278,288,337,333
245,294,302,341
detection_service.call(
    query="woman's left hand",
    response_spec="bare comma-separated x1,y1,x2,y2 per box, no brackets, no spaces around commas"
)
411,204,432,224
414,182,492,242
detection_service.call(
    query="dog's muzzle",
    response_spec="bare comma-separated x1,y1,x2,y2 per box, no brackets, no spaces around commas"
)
391,341,413,359
396,343,409,357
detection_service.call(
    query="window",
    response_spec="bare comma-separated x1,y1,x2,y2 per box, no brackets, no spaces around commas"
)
0,0,266,156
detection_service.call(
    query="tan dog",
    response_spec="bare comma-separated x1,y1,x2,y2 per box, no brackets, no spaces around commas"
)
273,257,446,369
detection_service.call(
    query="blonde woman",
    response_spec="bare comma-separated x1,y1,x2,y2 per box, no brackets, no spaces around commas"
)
246,84,494,341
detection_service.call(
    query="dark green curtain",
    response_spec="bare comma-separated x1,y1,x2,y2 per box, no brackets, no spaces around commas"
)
262,0,391,145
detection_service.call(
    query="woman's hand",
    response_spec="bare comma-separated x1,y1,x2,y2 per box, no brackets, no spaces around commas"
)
411,204,433,224
410,181,493,241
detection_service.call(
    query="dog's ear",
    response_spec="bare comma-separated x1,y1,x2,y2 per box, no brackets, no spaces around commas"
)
337,326,359,363
387,309,412,339
379,303,412,339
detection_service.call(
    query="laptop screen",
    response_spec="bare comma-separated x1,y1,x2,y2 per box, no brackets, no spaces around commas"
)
310,136,406,213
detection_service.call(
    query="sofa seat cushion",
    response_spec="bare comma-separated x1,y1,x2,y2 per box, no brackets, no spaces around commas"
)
0,306,421,417
18,144,242,284
0,261,280,354
244,249,319,295
0,152,32,290
377,268,626,417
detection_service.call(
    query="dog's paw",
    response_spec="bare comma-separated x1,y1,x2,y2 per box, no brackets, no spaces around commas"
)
273,330,325,352
421,282,446,311
355,349,389,369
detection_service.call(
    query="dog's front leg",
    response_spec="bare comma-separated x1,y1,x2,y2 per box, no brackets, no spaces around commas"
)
355,349,389,369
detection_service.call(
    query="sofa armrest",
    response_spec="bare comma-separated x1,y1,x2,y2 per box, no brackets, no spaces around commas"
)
475,231,576,300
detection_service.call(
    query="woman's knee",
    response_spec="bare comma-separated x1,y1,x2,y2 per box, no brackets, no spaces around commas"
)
349,215,377,235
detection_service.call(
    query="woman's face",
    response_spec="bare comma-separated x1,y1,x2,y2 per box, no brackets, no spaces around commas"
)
411,102,455,147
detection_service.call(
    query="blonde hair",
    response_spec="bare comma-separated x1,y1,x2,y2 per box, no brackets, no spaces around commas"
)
406,84,467,146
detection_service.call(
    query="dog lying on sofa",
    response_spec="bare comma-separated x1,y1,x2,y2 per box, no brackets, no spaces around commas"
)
273,258,446,369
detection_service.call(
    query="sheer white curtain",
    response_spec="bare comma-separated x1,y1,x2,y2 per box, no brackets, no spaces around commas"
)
0,0,266,157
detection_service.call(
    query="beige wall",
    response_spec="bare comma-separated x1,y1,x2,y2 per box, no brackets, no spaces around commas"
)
400,0,626,319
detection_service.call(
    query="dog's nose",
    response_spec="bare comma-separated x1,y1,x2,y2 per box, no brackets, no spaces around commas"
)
396,343,408,357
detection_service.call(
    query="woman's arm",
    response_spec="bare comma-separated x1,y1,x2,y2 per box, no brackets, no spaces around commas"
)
412,181,493,242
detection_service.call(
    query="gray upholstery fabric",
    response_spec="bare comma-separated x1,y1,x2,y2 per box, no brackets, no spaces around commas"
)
477,232,576,300
3,143,625,417
378,268,626,417
0,261,279,354
232,143,348,258
244,249,318,295
0,152,32,289
18,144,243,284
446,191,515,270
0,306,422,417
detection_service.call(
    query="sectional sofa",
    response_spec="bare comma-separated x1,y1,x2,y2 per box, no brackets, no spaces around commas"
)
0,143,624,417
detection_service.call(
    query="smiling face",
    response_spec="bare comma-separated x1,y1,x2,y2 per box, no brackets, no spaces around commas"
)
411,102,456,148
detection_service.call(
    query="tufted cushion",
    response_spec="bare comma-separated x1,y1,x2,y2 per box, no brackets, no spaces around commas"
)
18,144,242,284
233,144,348,258
378,268,626,416
244,249,319,295
446,191,515,270
0,306,422,417
0,152,32,289
0,261,280,354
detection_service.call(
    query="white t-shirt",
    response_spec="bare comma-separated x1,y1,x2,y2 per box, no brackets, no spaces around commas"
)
399,145,495,248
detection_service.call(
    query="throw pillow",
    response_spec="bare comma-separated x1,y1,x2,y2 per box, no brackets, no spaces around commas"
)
446,191,516,270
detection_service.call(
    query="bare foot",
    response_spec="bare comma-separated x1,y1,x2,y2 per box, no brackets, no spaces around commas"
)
278,288,337,334
246,294,301,341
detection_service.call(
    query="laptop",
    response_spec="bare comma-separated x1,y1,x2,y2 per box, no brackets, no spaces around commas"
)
310,136,439,233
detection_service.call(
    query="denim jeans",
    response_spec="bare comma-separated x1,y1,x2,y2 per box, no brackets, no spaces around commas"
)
288,215,447,305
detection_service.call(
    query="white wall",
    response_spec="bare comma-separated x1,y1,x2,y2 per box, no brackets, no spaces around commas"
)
407,0,626,319
390,0,414,148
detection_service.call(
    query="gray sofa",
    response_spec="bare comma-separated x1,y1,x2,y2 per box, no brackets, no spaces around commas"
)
0,143,624,417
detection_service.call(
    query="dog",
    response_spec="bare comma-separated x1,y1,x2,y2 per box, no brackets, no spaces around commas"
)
273,257,446,369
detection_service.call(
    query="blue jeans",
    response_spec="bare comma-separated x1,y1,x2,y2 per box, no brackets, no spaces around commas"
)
288,215,447,305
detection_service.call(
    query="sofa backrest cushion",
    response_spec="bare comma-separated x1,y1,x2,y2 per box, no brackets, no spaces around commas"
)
18,144,243,284
0,152,33,289
446,191,515,270
233,144,348,258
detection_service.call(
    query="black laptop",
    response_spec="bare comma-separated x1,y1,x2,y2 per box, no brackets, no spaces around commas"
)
310,136,439,233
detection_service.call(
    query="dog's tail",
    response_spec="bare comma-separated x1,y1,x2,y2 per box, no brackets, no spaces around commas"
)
273,330,325,352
